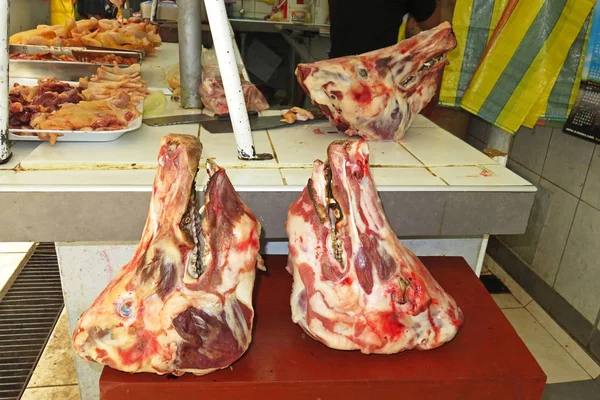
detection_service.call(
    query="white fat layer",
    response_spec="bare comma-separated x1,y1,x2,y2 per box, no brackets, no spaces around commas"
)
287,141,462,354
300,24,451,142
73,174,262,375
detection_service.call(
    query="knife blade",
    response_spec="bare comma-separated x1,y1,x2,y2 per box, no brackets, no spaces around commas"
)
201,114,327,133
143,114,211,127
142,111,260,127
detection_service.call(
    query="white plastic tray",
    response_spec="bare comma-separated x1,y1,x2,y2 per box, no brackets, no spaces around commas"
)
8,78,143,143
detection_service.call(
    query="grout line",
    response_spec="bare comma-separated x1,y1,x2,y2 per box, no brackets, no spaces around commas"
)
398,142,427,167
26,384,79,390
278,169,288,186
539,127,555,177
588,305,600,347
579,144,597,201
424,166,450,186
551,199,580,288
525,301,600,380
265,131,279,164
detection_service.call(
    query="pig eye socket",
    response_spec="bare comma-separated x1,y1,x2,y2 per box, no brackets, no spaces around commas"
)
358,69,368,79
117,299,135,318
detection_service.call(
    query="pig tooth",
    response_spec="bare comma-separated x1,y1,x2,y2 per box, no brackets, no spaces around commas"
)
188,250,199,279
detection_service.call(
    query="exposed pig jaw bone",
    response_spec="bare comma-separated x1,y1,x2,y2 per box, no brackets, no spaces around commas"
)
72,134,264,376
286,140,463,354
296,22,456,142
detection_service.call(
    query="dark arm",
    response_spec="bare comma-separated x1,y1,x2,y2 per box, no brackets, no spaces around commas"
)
407,0,441,30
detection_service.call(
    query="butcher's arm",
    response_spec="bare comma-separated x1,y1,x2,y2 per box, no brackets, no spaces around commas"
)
408,0,441,31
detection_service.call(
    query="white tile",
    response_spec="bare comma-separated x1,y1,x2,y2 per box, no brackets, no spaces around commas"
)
269,122,422,167
368,142,424,167
526,301,600,379
0,170,158,188
401,126,496,166
198,168,283,187
484,255,532,306
410,115,439,128
0,142,40,170
429,164,532,186
280,168,312,186
200,129,277,167
19,124,200,170
491,293,523,309
0,253,28,298
502,308,590,384
370,167,445,186
0,242,34,253
280,167,444,187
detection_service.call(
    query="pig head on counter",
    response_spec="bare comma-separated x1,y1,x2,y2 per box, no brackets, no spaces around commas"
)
72,134,264,376
296,22,456,142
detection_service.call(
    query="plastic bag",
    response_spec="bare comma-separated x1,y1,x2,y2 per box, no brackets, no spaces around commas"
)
460,0,594,134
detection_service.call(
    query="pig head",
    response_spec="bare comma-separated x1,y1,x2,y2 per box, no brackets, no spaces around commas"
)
296,22,456,141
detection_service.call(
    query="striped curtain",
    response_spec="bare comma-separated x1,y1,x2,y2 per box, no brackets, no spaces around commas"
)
459,0,595,134
535,16,591,125
439,0,515,108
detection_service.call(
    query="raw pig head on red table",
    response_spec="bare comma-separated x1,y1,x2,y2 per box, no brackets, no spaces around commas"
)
72,134,264,375
286,140,464,354
296,22,456,142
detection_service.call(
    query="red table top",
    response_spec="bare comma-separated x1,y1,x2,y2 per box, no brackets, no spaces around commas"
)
100,256,546,400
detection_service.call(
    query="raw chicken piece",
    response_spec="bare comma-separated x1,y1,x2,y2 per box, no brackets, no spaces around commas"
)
72,134,264,375
286,139,463,354
296,22,456,142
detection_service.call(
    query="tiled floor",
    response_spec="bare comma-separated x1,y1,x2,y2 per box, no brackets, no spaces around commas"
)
0,242,34,299
1,242,599,399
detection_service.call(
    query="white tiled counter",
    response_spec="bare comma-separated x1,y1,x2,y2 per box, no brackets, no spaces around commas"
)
0,42,535,400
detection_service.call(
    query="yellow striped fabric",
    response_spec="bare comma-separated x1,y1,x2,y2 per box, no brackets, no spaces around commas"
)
439,0,474,107
460,0,595,134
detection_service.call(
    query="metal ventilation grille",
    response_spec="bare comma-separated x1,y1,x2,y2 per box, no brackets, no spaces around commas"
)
0,243,64,400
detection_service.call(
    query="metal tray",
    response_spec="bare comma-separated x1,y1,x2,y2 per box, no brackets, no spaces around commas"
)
9,45,142,81
8,78,143,143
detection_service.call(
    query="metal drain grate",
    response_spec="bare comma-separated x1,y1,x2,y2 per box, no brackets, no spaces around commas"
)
0,243,64,400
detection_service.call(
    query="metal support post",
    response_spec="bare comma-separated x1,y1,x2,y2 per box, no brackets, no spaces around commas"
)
203,0,257,159
0,0,12,165
178,0,204,109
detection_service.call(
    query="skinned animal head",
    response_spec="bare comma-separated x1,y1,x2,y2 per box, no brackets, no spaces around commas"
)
72,134,264,375
286,139,463,354
296,22,456,142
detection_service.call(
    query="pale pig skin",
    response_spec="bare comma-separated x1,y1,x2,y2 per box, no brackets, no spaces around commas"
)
72,134,264,375
286,140,464,354
296,22,457,142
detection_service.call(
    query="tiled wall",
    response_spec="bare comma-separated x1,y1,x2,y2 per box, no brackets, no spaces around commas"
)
468,116,600,362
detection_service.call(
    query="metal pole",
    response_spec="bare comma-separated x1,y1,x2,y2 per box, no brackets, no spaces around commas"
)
178,0,204,109
0,0,12,165
203,0,256,159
